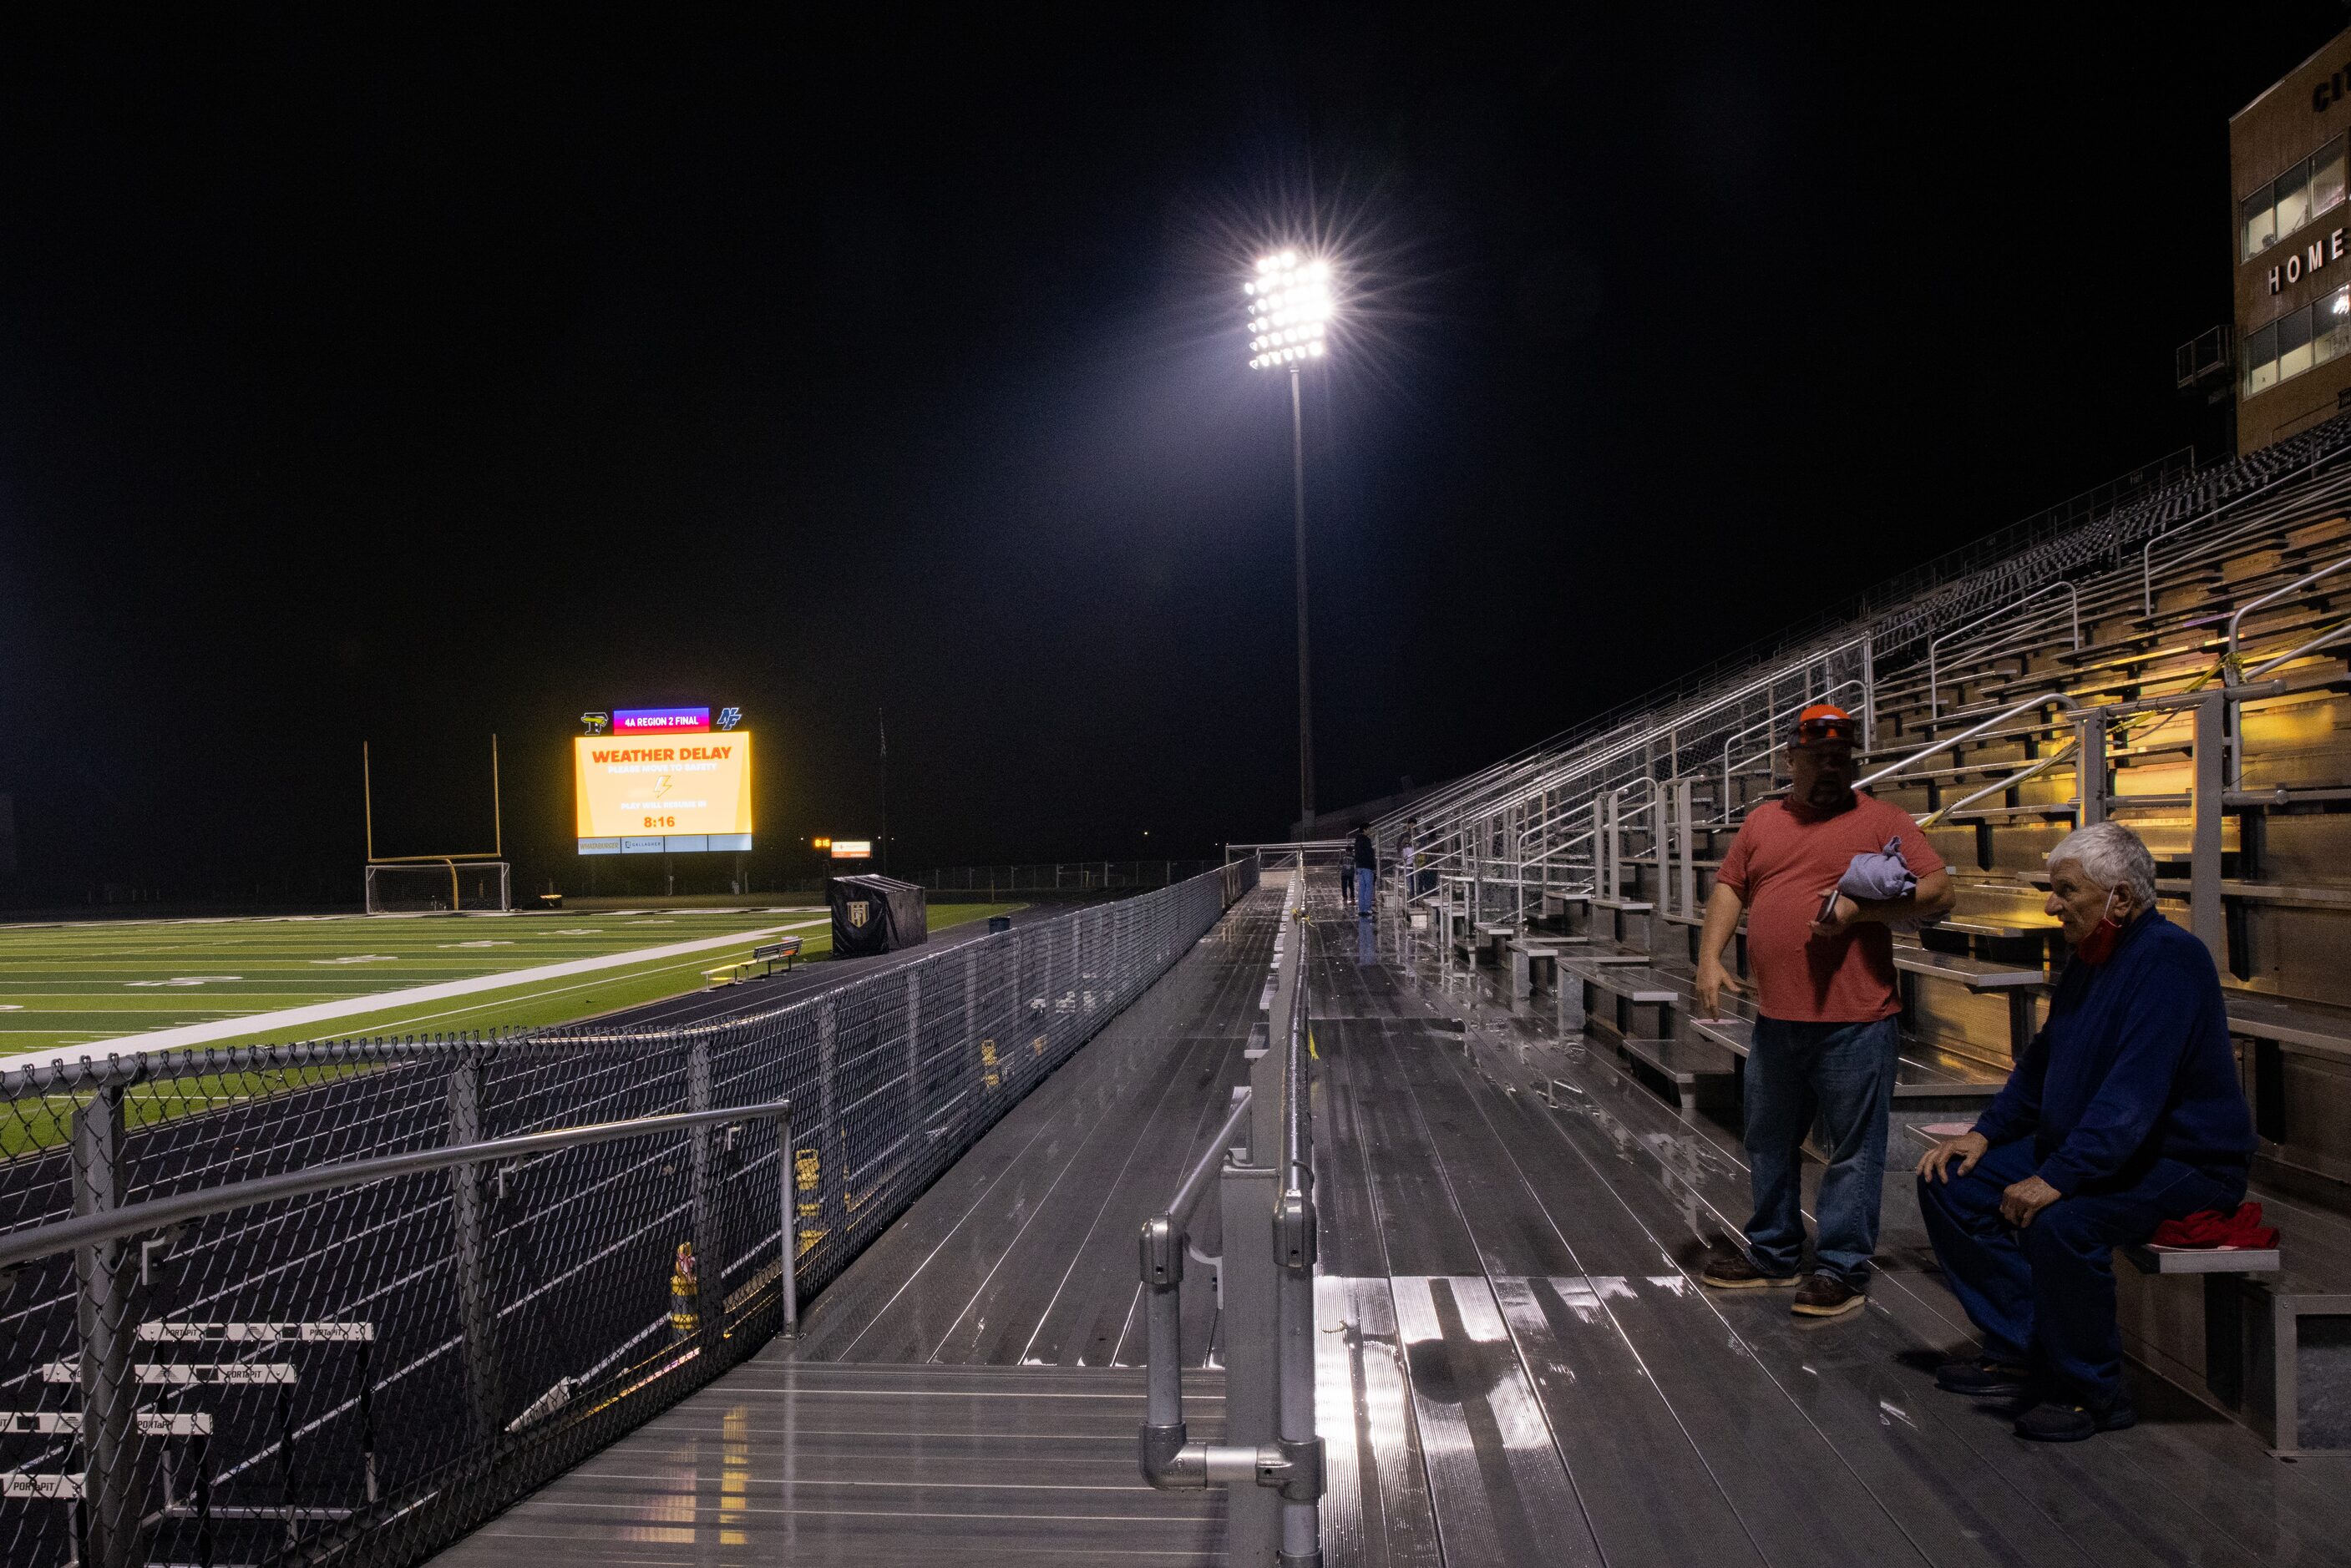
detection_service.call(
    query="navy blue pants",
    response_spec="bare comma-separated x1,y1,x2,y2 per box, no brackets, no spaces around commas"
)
1916,1138,2239,1403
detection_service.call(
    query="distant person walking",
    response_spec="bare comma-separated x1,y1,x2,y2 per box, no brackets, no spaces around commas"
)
1694,702,1954,1318
1350,823,1376,917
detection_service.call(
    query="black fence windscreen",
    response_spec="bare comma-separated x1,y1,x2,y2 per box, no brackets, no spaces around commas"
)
0,862,1255,1568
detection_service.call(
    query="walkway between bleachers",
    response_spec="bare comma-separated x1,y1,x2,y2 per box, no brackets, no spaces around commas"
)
423,883,1284,1566
424,881,2351,1568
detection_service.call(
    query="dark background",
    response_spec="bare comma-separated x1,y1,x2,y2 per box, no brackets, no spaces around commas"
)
3,8,2346,905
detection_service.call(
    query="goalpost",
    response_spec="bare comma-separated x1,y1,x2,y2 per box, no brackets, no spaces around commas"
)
364,859,514,914
362,736,514,914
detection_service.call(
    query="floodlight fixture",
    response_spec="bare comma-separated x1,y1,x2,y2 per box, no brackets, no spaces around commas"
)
1244,250,1335,371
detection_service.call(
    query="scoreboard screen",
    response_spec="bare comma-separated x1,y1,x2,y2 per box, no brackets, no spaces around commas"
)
575,715,752,855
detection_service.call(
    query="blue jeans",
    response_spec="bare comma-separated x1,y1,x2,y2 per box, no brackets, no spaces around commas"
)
1917,1138,2239,1403
1355,867,1374,915
1742,1014,1900,1287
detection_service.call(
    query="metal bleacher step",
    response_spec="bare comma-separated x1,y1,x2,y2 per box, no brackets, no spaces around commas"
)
1690,1015,2005,1104
1566,963,1680,1005
1612,1034,1740,1110
1892,944,2044,992
2224,991,2351,1063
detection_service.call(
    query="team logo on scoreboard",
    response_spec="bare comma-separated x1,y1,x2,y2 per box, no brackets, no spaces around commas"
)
848,900,870,928
717,706,742,731
581,711,611,735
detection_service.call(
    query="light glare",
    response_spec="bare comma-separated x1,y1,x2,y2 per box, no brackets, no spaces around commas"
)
1244,250,1335,369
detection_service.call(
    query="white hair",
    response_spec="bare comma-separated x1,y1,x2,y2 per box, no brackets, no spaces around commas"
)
2047,821,2157,908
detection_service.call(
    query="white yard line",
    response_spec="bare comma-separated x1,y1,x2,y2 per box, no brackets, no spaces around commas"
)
0,919,830,1074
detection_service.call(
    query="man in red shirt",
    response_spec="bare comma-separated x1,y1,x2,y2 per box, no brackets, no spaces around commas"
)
1694,703,1953,1317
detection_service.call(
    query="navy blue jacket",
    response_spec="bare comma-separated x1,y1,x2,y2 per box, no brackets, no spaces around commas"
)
1971,909,2254,1196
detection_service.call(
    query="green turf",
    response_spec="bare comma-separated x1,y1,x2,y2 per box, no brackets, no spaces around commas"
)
0,903,1019,1061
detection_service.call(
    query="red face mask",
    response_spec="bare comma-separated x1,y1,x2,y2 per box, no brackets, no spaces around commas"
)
2073,889,2125,964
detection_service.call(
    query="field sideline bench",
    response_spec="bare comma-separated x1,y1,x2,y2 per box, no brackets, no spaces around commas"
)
706,935,804,988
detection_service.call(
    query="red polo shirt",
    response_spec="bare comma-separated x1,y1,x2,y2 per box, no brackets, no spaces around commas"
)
1716,792,1945,1024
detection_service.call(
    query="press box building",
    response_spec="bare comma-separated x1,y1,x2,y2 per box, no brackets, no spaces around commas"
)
2234,25,2351,452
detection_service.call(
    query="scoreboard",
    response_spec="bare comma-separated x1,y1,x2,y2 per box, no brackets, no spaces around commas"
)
575,706,752,855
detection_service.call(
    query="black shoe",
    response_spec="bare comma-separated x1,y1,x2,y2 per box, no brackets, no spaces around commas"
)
1699,1244,1800,1290
1934,1357,2029,1397
2014,1393,2137,1442
1790,1273,1867,1318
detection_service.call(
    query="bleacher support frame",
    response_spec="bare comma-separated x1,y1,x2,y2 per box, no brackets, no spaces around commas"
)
1376,413,2351,1454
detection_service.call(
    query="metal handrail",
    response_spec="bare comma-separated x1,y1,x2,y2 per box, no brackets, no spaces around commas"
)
1139,874,1321,1563
1857,692,2080,794
0,1099,794,1275
2224,550,2351,675
1385,635,1868,832
2243,616,2351,680
1168,1090,1253,1227
1927,581,2080,719
2141,453,2351,615
1923,740,2081,827
1716,681,1864,821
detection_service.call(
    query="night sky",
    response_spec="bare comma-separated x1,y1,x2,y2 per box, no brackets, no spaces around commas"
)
4,8,2348,904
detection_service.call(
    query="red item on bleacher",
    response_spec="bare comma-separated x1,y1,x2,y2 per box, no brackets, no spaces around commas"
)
2149,1203,2278,1250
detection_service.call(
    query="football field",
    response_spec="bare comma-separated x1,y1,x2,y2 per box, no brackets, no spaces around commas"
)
0,903,1017,1065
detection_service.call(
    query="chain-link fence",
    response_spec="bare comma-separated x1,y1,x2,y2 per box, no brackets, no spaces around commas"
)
0,863,1254,1568
917,860,1218,895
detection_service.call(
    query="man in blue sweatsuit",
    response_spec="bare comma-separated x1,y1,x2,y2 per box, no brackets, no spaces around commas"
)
1916,822,2255,1442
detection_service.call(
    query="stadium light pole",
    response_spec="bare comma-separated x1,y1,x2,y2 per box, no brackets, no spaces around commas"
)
1246,251,1333,831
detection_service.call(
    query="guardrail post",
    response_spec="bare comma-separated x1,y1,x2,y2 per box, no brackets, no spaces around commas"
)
73,1084,136,1568
1221,1151,1279,1560
1674,777,1697,922
2191,694,2227,966
2073,711,2109,827
1860,632,1877,751
445,1050,505,1446
1275,1184,1321,1566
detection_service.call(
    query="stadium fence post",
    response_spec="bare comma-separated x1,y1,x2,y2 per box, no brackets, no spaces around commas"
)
903,969,922,1165
687,1037,717,1353
775,1108,798,1338
816,1000,838,1258
444,1049,505,1444
73,1083,137,1568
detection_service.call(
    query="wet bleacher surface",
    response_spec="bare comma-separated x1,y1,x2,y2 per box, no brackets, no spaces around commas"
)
428,878,2351,1566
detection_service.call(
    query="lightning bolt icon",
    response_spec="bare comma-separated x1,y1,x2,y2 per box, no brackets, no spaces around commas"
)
654,774,674,800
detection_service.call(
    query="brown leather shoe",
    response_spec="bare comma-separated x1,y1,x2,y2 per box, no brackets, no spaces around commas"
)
1791,1273,1867,1317
1698,1243,1800,1290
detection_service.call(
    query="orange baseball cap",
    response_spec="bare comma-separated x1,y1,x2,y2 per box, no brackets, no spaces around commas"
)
1793,702,1856,747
